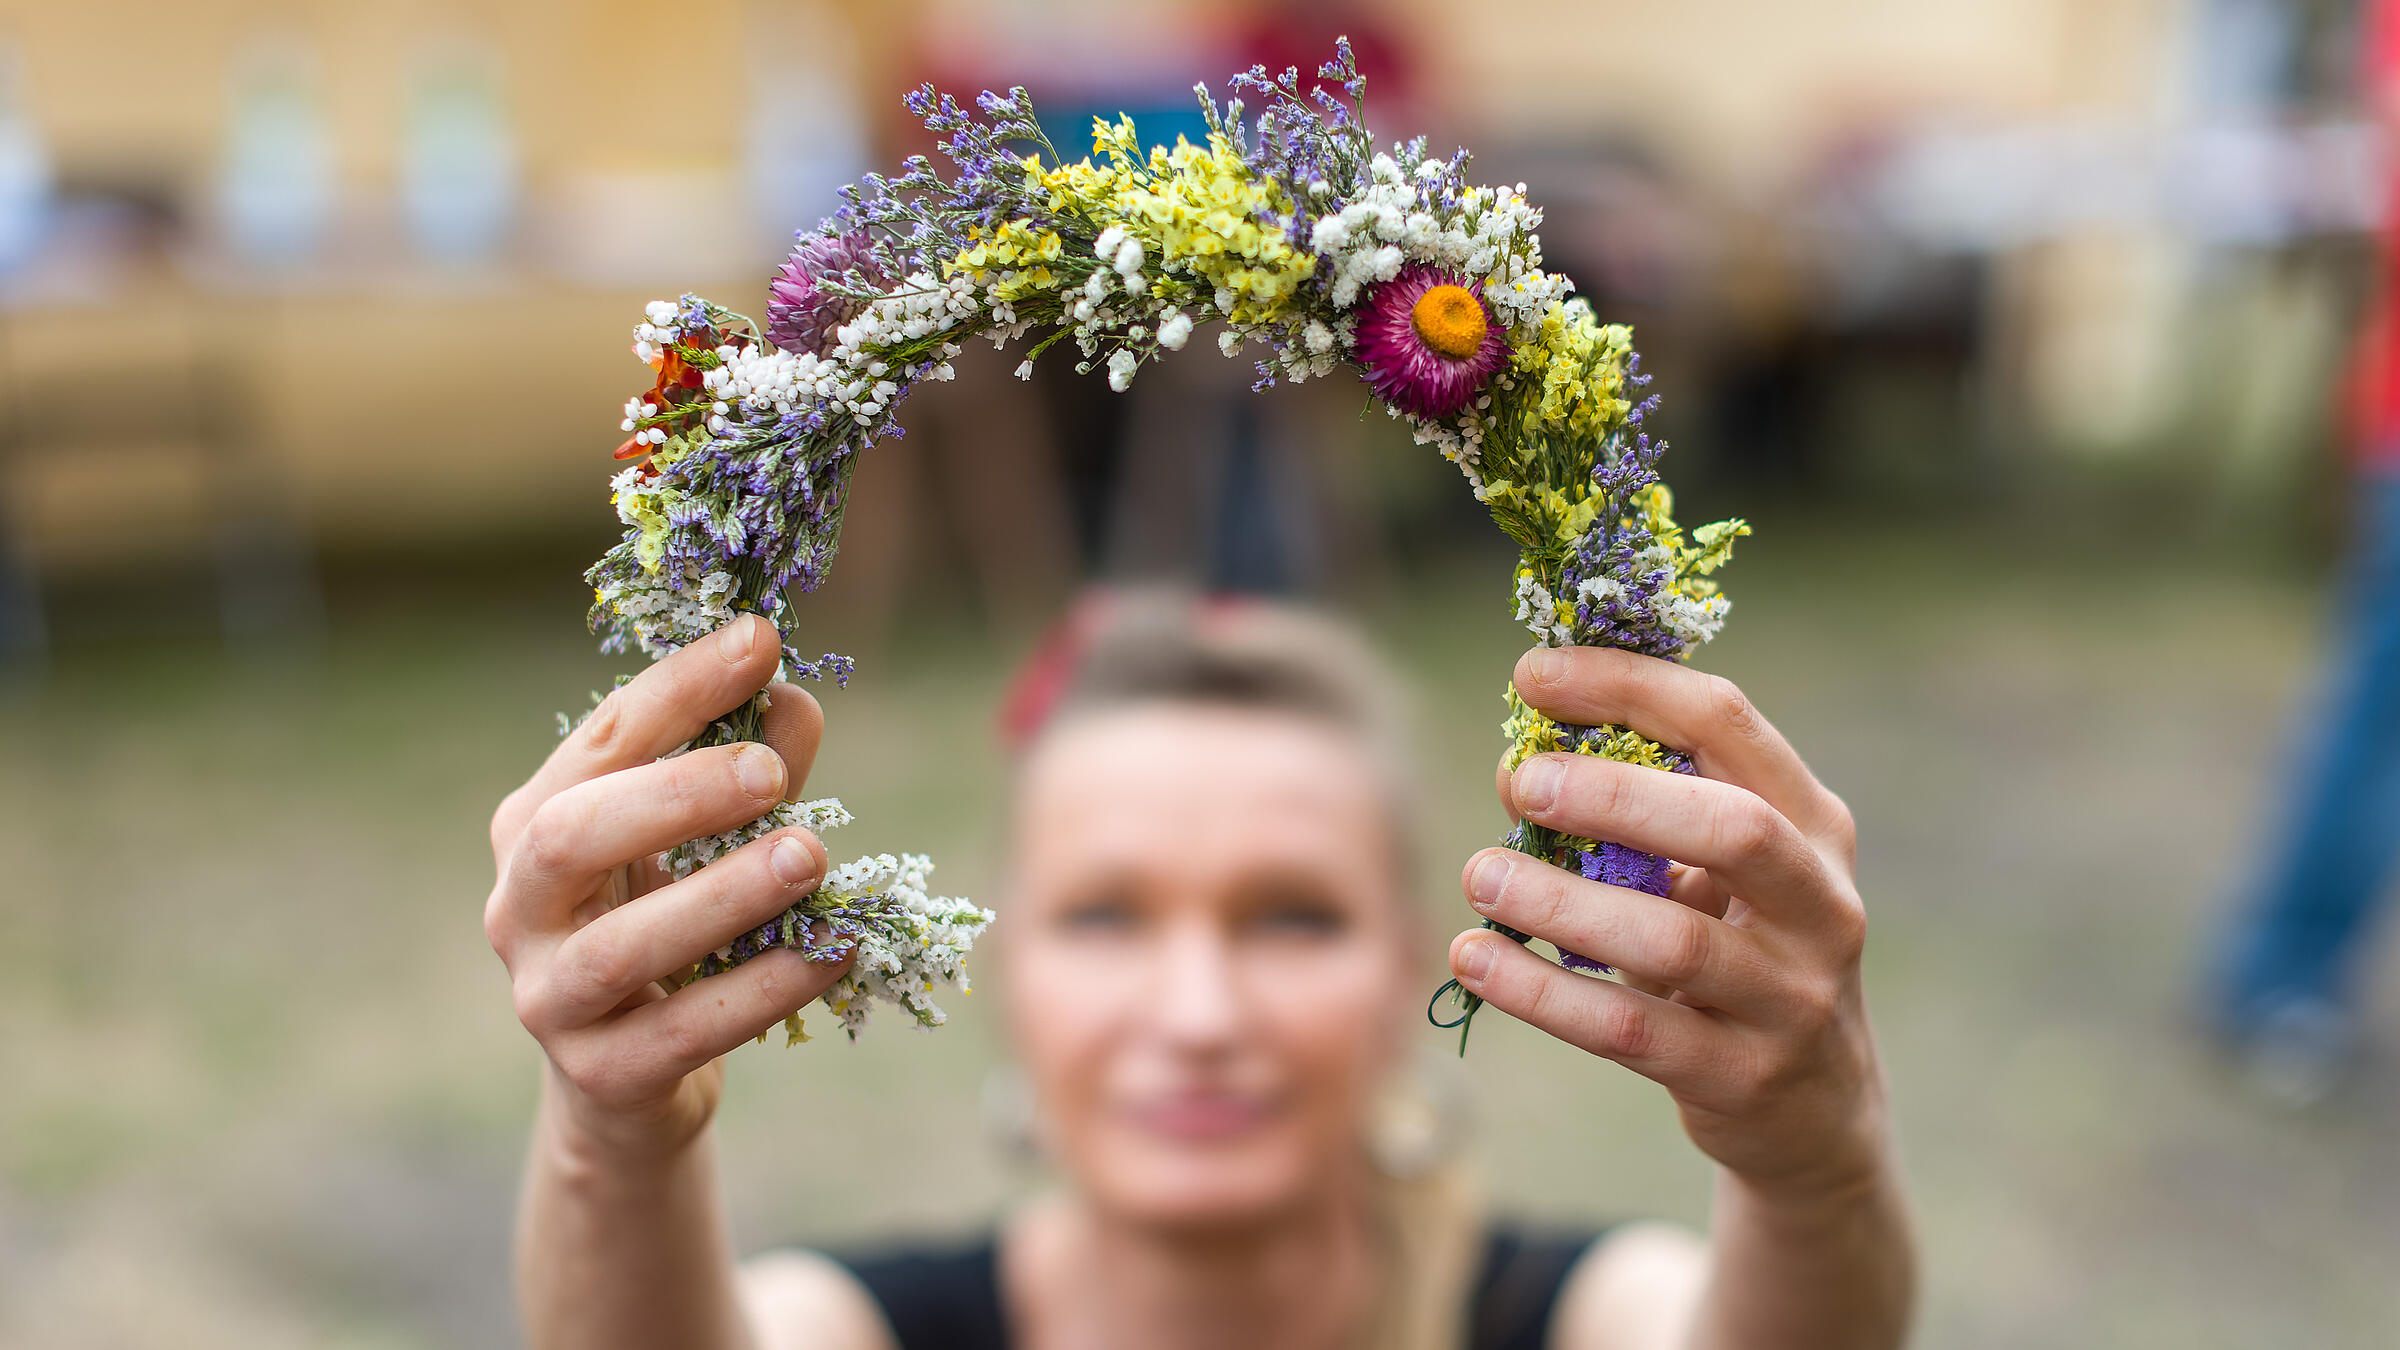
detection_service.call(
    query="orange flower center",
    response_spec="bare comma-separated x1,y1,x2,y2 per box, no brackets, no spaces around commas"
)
1410,284,1488,359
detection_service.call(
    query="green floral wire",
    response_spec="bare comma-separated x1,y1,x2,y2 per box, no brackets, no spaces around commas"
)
1428,818,1562,1052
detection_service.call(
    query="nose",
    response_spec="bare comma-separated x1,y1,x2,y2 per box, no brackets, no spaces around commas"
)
1151,917,1244,1052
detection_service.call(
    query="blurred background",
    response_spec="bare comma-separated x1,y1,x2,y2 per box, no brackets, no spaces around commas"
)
1,0,2394,1345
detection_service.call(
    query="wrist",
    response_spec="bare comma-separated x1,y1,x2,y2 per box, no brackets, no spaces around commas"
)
539,1062,712,1176
1719,1070,1899,1214
1716,1124,1902,1229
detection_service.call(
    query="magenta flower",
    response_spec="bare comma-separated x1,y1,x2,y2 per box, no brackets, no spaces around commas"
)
766,231,888,355
1352,264,1509,420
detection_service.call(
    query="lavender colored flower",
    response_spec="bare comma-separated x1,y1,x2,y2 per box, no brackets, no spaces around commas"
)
1353,264,1509,420
1557,842,1678,973
767,230,889,356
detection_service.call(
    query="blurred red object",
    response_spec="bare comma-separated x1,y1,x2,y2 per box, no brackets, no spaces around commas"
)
2352,0,2400,465
997,589,1274,751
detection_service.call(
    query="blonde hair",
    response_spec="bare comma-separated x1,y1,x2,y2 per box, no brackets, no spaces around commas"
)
1033,588,1426,893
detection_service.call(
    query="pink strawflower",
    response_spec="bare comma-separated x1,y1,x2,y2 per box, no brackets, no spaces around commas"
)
1353,265,1509,420
766,231,888,355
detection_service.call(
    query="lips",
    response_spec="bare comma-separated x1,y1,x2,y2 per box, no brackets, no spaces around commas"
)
1126,1092,1280,1141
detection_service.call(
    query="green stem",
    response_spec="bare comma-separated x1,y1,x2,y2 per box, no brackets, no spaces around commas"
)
1432,546,1569,1055
1433,819,1557,1053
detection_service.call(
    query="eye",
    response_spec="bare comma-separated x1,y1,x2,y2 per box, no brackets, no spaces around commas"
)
1054,893,1143,934
1240,880,1353,939
1250,902,1348,938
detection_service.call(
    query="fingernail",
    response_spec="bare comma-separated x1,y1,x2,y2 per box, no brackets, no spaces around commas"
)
718,614,757,662
1457,936,1496,987
1468,852,1512,910
1524,646,1566,686
1514,756,1563,813
734,745,784,798
770,837,813,885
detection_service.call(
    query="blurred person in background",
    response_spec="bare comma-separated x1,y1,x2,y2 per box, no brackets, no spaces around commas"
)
483,593,1912,1349
2203,0,2400,1104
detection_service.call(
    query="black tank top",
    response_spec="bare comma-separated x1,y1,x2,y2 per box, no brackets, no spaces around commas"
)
839,1223,1606,1350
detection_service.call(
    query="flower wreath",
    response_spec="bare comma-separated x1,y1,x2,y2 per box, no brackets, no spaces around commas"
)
580,41,1745,1051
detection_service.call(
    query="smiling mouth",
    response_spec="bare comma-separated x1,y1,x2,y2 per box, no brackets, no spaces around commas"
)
1126,1093,1282,1141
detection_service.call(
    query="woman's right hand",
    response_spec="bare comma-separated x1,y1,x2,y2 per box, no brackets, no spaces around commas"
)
484,614,850,1159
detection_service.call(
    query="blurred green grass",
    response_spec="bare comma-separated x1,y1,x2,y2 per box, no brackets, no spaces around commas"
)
2,520,2394,1348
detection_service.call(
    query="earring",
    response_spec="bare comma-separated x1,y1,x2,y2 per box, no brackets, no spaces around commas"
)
980,1061,1044,1165
1367,1045,1473,1180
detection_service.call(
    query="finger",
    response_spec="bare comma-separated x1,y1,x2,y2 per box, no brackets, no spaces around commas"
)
1449,929,1725,1086
1495,751,1521,824
629,852,673,901
533,828,831,1030
1505,753,1839,921
760,682,824,803
1513,647,1852,852
606,947,853,1085
1461,848,1772,1011
502,615,783,840
1669,864,1730,921
498,742,788,934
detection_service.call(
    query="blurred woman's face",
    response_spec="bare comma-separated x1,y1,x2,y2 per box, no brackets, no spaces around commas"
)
1002,703,1417,1232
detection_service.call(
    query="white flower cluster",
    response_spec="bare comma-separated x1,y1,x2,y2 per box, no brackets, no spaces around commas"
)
618,283,978,478
1308,156,1553,319
1272,154,1572,480
1513,571,1573,648
818,853,996,1040
1226,312,1360,391
658,800,993,1041
1656,588,1731,648
1397,392,1492,490
631,298,696,363
599,556,738,661
688,274,973,438
821,270,973,395
665,795,856,881
1514,567,1732,658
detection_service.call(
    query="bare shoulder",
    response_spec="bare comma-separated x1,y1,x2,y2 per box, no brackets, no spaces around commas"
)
739,1248,898,1350
1547,1221,1709,1350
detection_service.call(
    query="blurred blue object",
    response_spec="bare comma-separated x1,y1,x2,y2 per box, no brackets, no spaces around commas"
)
217,34,335,265
0,42,51,277
745,6,870,253
2208,469,2400,1076
402,43,518,262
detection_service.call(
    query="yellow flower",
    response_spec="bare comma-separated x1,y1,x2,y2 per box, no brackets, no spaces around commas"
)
1507,298,1632,448
612,480,684,573
1500,684,1564,772
943,219,1070,304
1500,683,1678,787
1111,132,1316,323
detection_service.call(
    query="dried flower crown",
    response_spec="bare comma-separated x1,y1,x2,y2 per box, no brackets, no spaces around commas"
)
578,40,1744,1052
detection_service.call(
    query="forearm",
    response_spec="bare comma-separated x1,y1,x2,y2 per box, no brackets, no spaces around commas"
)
1684,1150,1914,1350
517,1070,753,1350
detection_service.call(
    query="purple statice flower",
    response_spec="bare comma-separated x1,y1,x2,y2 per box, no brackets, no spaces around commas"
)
766,230,889,355
1557,842,1679,973
1227,37,1375,202
897,85,1052,232
1352,264,1510,420
1549,353,1693,660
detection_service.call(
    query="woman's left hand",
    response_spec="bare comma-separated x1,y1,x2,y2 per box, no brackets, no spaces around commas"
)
1448,646,1888,1199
